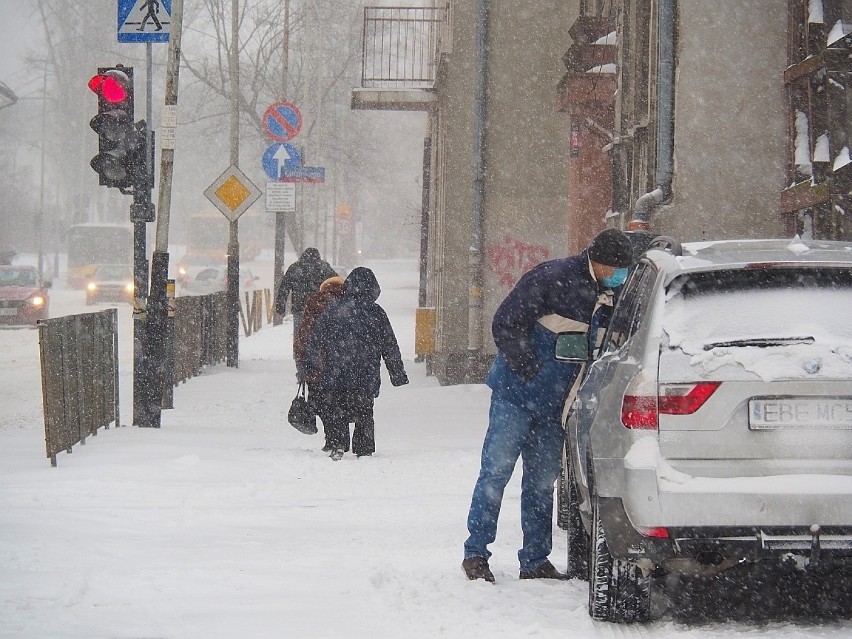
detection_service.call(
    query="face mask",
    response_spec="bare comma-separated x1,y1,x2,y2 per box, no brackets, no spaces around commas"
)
601,267,628,288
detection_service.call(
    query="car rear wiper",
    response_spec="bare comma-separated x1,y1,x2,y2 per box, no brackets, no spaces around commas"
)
703,336,815,350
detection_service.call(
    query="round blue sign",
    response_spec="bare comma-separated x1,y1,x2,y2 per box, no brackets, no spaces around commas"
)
262,143,301,180
262,102,302,142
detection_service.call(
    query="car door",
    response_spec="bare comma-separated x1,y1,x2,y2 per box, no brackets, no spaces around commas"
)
567,262,659,499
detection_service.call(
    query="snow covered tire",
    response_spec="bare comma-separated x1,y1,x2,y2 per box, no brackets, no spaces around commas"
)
588,494,651,623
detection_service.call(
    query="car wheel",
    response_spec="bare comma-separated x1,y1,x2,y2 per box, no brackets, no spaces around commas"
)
588,494,651,623
565,456,590,580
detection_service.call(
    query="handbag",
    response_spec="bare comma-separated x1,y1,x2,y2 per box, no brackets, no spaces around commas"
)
288,382,318,435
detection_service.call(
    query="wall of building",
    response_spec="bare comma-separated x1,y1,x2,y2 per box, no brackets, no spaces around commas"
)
653,0,789,240
430,1,577,383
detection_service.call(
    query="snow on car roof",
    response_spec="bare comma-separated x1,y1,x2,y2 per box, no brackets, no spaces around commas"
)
644,237,852,277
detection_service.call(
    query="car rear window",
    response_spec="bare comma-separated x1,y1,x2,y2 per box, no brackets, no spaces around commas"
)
662,267,852,380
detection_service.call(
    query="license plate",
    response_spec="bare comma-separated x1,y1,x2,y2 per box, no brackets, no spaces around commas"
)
0,308,17,316
749,398,852,430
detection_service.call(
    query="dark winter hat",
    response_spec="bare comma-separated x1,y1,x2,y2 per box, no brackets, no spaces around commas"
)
588,229,633,268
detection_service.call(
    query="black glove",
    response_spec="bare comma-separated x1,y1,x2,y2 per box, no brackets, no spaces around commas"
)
390,371,409,387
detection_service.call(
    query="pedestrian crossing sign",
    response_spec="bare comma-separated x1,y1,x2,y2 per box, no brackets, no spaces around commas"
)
118,0,171,43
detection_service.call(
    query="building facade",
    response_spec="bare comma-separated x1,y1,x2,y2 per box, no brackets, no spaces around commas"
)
353,0,851,384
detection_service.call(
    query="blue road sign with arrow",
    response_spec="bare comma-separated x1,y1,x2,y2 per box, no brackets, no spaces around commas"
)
262,143,325,184
118,0,172,43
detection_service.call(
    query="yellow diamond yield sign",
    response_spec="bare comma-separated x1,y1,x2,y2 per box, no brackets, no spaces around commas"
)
204,165,262,222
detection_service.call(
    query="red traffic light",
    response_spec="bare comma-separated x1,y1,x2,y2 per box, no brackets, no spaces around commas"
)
88,70,130,104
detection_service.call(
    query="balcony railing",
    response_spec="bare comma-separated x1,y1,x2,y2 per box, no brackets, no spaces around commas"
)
360,5,449,89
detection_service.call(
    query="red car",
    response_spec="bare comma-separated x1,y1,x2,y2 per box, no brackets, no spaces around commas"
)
0,265,51,326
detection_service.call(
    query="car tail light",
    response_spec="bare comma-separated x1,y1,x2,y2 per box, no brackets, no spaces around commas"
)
658,382,721,415
636,526,669,539
621,370,659,429
622,374,720,430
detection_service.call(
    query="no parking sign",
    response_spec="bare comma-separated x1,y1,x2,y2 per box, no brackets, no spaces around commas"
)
262,101,302,143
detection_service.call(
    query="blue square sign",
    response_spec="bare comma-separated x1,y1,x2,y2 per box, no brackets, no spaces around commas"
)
118,0,171,43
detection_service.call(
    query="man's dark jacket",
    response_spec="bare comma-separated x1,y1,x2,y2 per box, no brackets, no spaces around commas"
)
275,248,337,314
486,249,616,422
304,267,408,398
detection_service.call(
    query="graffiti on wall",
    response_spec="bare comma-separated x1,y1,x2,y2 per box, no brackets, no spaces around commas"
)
486,235,550,289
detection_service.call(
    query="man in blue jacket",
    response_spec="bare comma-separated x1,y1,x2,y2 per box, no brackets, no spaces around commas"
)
462,228,633,582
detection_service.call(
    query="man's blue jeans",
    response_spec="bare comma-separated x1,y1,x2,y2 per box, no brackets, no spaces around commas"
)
464,395,564,572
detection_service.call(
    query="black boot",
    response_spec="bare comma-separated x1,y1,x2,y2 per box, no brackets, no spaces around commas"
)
462,557,495,583
519,560,569,580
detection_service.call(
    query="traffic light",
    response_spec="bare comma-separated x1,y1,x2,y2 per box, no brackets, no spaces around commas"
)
88,65,139,190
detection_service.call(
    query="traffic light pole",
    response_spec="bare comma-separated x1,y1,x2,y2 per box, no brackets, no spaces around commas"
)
131,217,150,426
86,64,153,426
135,42,162,428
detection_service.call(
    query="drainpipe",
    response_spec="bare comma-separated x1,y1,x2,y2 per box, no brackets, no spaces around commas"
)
466,0,487,381
629,0,675,230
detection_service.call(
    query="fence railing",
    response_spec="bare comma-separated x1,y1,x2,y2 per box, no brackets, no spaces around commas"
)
38,309,120,467
172,291,228,385
38,290,272,465
361,5,449,89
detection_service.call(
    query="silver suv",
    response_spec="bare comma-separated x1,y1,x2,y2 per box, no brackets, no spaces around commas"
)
559,237,852,622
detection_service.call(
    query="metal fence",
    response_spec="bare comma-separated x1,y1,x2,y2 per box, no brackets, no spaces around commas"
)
38,309,120,467
172,291,228,385
361,5,449,89
37,291,261,465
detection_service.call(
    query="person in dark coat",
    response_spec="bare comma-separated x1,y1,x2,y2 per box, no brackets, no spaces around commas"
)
462,228,633,583
294,275,345,452
275,247,337,379
304,267,409,460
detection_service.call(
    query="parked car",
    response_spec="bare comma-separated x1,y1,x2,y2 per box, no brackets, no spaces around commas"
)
85,264,135,305
560,236,852,623
179,264,259,296
175,253,226,291
0,265,51,326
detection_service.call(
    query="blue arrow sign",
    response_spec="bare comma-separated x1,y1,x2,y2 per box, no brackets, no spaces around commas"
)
262,143,325,183
118,0,172,43
262,143,299,180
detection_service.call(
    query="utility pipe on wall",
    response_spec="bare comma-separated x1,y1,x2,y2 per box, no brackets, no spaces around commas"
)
466,0,488,379
630,0,676,229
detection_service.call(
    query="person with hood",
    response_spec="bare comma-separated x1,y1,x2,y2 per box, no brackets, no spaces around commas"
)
462,228,634,583
275,248,337,379
294,275,346,452
304,267,409,460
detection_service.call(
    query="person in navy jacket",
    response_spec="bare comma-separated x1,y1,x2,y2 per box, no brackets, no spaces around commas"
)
304,267,409,460
462,228,633,582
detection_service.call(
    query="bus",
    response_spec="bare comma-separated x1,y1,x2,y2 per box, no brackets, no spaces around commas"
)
184,212,228,261
184,212,267,262
67,223,133,288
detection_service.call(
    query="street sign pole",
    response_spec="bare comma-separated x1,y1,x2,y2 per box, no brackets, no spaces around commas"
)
261,102,303,323
116,0,173,427
204,165,262,364
143,0,183,428
227,0,240,368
